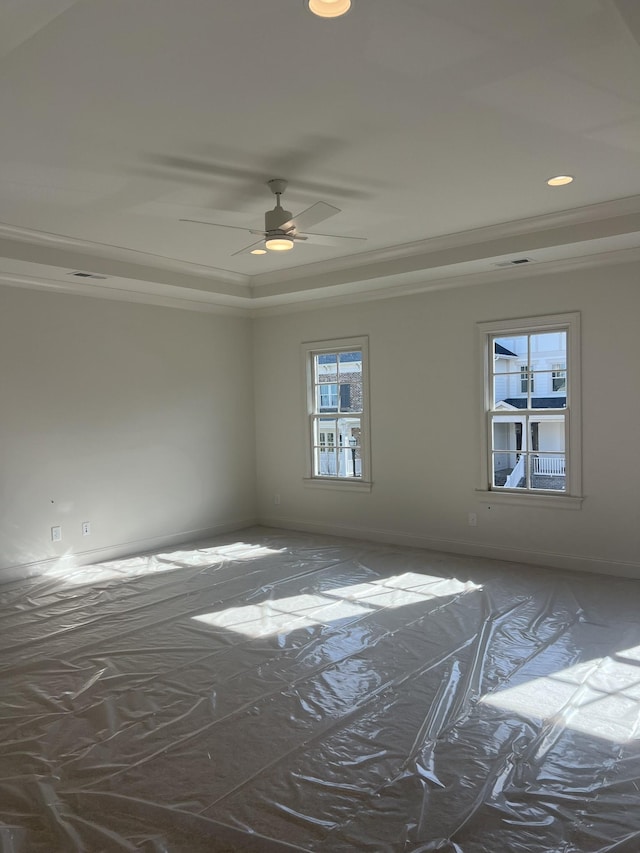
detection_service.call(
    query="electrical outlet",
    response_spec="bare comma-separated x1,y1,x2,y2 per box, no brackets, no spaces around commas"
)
82,522,91,536
273,494,281,505
51,525,62,542
468,512,477,527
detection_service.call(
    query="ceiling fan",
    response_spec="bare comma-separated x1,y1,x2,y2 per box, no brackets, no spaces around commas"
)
180,179,366,256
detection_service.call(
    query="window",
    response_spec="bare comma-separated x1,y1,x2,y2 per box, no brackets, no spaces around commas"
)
302,336,371,490
477,313,582,506
520,365,534,393
552,363,566,392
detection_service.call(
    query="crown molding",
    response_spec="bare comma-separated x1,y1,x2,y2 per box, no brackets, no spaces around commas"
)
3,194,640,300
0,221,249,288
1,195,640,315
249,245,640,317
0,270,250,316
251,194,640,292
3,240,639,318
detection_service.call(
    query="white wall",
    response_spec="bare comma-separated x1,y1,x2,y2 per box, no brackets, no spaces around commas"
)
0,287,256,576
253,261,640,577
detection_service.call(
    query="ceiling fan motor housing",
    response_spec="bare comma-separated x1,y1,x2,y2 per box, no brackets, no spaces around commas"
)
265,205,293,232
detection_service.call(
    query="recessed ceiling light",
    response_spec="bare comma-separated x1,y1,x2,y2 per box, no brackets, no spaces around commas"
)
250,248,267,255
306,0,352,19
547,175,574,187
265,236,294,252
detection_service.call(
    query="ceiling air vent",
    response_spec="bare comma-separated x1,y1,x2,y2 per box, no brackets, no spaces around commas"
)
68,271,107,280
494,258,534,268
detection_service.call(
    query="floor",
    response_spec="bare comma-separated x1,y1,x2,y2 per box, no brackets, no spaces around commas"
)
2,527,640,852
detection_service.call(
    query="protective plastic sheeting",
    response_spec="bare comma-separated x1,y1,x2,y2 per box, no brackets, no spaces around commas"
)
1,527,640,851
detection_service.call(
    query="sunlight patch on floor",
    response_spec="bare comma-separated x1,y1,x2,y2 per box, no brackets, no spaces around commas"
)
193,572,480,638
41,542,286,586
481,648,640,743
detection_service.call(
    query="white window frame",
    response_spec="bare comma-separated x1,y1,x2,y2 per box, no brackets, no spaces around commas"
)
302,335,372,492
476,313,582,509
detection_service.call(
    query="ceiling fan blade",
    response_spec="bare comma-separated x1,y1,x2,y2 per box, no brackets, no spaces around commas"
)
299,231,367,245
180,218,265,237
152,155,260,182
293,201,341,232
143,151,372,201
231,239,265,257
180,218,252,232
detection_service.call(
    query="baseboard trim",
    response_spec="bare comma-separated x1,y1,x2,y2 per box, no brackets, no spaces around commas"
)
0,517,258,584
258,515,640,579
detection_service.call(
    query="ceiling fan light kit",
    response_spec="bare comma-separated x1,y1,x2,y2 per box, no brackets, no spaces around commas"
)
306,0,352,19
265,235,294,251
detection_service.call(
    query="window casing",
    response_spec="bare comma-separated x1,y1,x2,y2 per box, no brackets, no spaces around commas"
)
477,313,582,506
302,336,371,490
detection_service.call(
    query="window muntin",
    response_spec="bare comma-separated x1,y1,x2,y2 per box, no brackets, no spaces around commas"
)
481,315,580,501
303,337,370,485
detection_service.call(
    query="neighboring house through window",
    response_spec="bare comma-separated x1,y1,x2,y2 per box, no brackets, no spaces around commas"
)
477,313,582,505
302,336,371,490
520,365,534,394
552,363,566,392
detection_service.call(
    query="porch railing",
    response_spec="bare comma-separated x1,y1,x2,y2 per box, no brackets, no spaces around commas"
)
532,455,565,476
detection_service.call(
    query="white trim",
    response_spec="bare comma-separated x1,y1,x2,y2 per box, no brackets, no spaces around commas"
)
258,517,640,579
3,235,640,318
252,195,640,289
301,335,371,487
302,477,373,493
249,245,640,318
3,194,640,296
474,489,583,510
0,270,251,315
0,220,249,286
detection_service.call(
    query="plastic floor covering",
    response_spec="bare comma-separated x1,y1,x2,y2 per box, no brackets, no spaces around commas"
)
2,527,640,852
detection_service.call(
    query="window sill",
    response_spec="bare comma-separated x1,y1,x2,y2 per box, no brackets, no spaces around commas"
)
303,477,373,493
475,488,583,510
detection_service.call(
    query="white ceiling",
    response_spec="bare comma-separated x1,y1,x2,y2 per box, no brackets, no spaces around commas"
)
1,0,640,313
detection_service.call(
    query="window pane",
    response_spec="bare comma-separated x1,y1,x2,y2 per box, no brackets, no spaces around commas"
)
530,415,565,452
493,336,528,406
493,374,525,407
338,352,363,413
493,336,527,373
531,454,566,490
492,452,527,488
315,353,337,383
317,383,338,411
314,418,337,476
492,416,527,451
338,351,362,367
529,331,566,371
552,363,566,393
